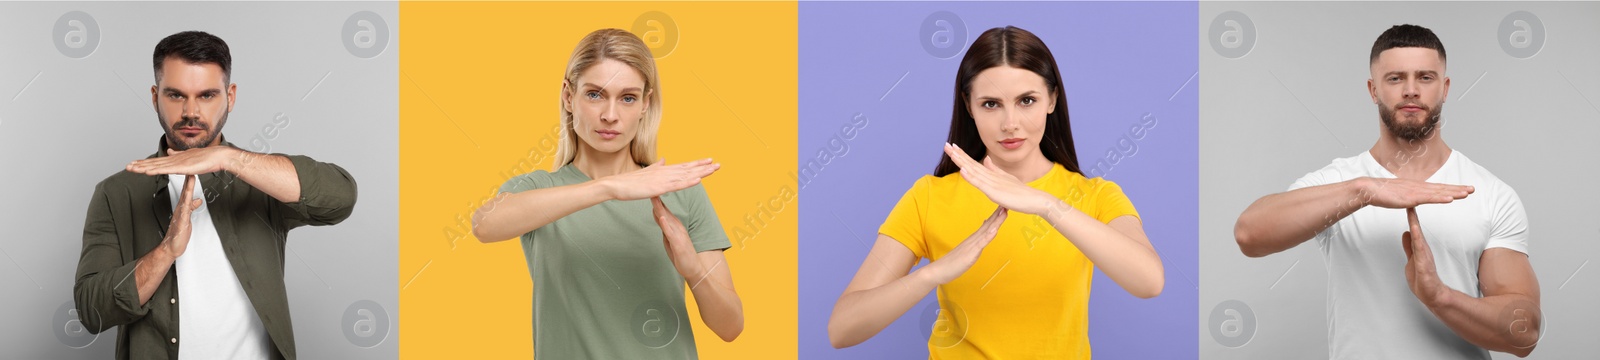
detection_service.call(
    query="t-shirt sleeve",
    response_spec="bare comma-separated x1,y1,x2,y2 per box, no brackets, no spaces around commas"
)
878,177,931,259
499,170,553,195
496,171,553,242
1485,183,1530,255
676,183,733,253
1288,162,1340,191
1091,180,1140,223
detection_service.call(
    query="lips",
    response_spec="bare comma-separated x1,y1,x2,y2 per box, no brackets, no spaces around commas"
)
177,127,205,136
595,129,621,140
999,138,1025,150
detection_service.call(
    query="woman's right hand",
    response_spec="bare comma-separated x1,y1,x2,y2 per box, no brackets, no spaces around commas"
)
601,158,721,201
917,206,1008,285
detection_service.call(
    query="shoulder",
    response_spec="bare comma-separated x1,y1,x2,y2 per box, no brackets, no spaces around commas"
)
500,169,558,193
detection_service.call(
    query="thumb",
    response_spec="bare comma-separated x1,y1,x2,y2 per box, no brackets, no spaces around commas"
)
1401,231,1414,259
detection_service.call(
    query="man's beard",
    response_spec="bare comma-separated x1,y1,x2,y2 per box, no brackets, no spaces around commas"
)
161,112,228,151
1379,99,1443,142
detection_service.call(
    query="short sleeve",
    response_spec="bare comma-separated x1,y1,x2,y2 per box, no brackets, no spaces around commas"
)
672,184,732,253
496,171,553,242
1091,180,1140,224
878,177,931,259
499,170,554,195
1288,163,1339,191
1485,184,1530,255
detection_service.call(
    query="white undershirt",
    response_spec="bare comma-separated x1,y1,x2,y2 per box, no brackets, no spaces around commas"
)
167,174,273,359
1290,150,1530,360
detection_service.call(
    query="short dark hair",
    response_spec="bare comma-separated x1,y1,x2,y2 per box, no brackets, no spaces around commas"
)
1370,24,1445,65
152,31,231,83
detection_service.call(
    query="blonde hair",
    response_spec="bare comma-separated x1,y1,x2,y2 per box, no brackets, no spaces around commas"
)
554,28,662,171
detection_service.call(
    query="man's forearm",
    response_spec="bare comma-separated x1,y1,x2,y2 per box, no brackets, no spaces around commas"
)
1426,290,1541,357
1235,178,1369,257
224,148,301,203
133,246,176,306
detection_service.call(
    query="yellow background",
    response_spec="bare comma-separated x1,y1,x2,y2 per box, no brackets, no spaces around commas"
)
399,2,798,358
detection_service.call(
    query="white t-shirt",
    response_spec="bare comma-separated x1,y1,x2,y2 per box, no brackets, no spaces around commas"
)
1289,150,1529,360
167,174,273,360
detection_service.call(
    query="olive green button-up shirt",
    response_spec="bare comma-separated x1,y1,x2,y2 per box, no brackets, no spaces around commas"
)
72,137,358,360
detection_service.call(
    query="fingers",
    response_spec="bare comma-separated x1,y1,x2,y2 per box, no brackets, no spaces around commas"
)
982,156,1003,173
944,143,981,170
1406,207,1421,236
180,175,196,201
651,196,670,220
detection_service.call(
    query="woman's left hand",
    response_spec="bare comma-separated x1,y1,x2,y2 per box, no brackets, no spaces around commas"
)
652,196,705,281
944,143,1057,215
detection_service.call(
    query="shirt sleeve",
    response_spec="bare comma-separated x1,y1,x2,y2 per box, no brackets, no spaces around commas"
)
1091,180,1140,223
878,177,931,259
497,171,554,242
277,154,358,229
72,180,151,334
673,184,733,253
1485,182,1530,255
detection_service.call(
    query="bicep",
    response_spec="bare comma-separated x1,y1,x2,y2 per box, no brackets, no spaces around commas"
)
1107,215,1155,252
840,234,920,294
1479,248,1539,299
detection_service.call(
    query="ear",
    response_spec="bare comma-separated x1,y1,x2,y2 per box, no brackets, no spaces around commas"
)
560,79,574,114
150,85,159,111
640,88,652,114
1366,78,1378,104
1440,75,1451,103
1046,90,1058,115
225,83,238,112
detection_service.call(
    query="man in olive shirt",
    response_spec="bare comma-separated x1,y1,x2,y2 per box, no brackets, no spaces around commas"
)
71,31,357,360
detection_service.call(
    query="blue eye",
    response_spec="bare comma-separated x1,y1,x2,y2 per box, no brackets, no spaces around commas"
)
622,95,637,103
586,91,601,100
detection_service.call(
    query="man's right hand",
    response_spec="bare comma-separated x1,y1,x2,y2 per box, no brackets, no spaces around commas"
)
160,175,203,259
1358,177,1473,209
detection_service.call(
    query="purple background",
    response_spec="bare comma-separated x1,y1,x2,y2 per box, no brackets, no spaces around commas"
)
798,2,1198,359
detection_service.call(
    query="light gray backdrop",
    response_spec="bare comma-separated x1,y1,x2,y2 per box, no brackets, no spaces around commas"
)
0,2,397,359
1200,2,1600,359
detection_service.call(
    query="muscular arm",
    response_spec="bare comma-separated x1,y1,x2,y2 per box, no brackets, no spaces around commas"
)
1235,177,1472,257
1425,249,1541,357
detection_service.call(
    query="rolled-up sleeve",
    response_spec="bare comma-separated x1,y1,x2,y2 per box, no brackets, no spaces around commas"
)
72,183,149,334
278,154,358,229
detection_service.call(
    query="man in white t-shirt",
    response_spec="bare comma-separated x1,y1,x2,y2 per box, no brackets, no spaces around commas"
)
1233,24,1540,359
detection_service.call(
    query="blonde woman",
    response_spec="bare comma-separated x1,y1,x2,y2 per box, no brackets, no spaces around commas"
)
472,28,742,358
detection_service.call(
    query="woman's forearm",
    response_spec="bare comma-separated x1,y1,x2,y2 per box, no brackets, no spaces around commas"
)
683,253,745,342
827,267,939,348
471,180,613,242
1043,200,1165,298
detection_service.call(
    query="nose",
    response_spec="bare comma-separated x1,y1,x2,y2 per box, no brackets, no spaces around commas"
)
600,98,620,124
1002,108,1022,133
1402,78,1421,100
182,98,201,119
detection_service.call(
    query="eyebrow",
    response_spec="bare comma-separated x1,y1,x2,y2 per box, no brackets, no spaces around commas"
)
1382,70,1440,78
161,87,223,97
973,90,1043,101
578,83,644,94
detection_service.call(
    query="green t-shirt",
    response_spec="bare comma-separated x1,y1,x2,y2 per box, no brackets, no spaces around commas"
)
499,164,732,359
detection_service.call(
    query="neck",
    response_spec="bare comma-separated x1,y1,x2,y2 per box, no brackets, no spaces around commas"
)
572,142,638,179
990,150,1055,183
1370,129,1451,180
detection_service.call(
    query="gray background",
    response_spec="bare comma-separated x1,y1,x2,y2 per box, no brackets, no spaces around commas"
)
1200,2,1600,359
0,2,397,359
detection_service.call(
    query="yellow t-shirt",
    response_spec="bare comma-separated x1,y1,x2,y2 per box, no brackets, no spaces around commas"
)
878,163,1139,359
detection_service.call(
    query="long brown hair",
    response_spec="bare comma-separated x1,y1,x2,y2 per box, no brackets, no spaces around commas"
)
934,26,1080,177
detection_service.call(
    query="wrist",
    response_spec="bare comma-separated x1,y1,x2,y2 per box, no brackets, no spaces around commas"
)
591,178,618,201
1350,177,1375,207
218,146,244,173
